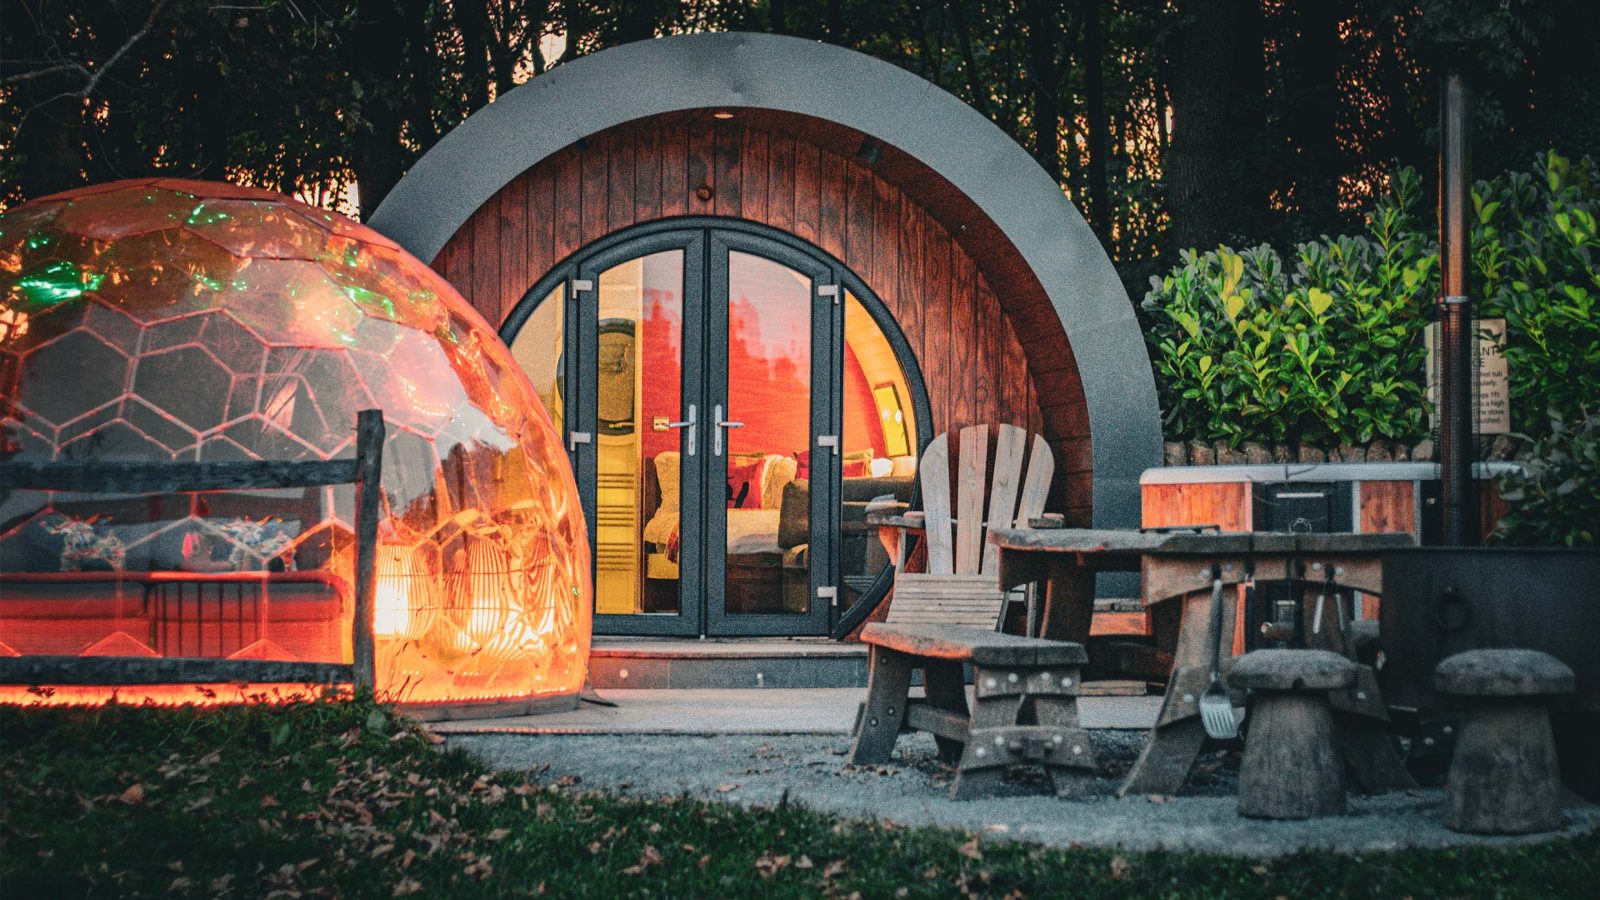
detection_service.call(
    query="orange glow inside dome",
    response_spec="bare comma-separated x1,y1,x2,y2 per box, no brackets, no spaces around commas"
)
0,179,592,711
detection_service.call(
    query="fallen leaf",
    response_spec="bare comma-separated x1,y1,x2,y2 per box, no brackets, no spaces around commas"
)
958,837,982,860
393,877,423,896
794,855,814,870
716,783,739,793
823,860,847,880
1146,794,1173,804
1110,855,1132,880
984,823,1009,833
485,829,511,842
621,845,663,875
119,784,145,805
186,796,213,812
755,853,792,879
1251,864,1270,876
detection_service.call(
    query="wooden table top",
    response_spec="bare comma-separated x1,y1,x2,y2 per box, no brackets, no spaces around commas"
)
987,528,1414,557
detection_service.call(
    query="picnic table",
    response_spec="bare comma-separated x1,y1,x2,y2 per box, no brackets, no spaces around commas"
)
984,527,1416,797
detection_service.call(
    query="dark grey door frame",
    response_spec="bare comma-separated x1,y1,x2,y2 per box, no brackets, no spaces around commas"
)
703,230,836,637
501,217,934,638
572,229,706,636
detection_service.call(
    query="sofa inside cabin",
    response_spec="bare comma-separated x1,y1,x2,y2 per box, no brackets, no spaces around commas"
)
639,449,915,615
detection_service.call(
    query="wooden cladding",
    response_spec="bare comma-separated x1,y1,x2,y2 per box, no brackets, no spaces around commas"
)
431,111,1093,525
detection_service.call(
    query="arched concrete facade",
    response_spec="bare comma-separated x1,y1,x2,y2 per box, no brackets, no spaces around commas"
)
370,31,1160,530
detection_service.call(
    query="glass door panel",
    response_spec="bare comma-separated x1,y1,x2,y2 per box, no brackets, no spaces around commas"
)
509,284,565,436
839,291,919,610
723,251,810,617
706,240,834,635
575,243,703,635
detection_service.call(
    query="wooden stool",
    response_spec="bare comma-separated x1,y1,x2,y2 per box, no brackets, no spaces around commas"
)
851,624,1095,800
1435,648,1575,834
1230,649,1357,819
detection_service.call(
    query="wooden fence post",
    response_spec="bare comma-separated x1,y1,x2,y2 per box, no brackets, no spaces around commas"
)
351,409,385,694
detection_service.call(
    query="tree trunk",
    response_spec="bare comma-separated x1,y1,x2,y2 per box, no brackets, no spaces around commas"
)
1280,0,1345,237
1082,0,1109,238
350,0,410,218
453,0,493,110
1166,0,1269,251
402,0,441,157
948,0,993,120
1024,0,1062,185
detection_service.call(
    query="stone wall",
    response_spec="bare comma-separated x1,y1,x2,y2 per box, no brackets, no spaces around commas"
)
1162,436,1524,467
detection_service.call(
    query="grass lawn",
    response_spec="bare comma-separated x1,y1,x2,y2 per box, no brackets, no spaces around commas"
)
3,697,1596,898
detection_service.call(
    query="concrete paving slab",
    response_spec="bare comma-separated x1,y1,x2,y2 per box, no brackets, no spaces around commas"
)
426,688,1162,735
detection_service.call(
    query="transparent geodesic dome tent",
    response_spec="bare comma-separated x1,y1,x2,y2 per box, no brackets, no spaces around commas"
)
0,179,591,712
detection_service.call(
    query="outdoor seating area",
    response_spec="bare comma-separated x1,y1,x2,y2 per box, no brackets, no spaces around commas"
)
828,424,1591,836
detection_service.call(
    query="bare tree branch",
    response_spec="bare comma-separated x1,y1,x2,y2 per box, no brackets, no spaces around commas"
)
0,62,91,86
3,0,168,99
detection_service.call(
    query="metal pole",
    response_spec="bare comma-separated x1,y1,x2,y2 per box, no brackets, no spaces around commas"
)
1437,66,1478,546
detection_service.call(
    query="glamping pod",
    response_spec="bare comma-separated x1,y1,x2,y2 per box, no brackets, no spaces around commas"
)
372,32,1162,638
0,180,591,714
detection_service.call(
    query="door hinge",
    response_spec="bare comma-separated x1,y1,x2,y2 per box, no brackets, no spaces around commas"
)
817,284,840,305
816,434,839,452
572,278,594,293
817,586,839,606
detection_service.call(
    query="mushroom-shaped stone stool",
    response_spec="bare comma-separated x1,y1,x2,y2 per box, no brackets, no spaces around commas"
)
1435,649,1575,835
1230,649,1358,819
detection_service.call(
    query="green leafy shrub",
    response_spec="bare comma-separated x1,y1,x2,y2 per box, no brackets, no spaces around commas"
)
1142,169,1435,447
1473,151,1600,434
1493,410,1599,546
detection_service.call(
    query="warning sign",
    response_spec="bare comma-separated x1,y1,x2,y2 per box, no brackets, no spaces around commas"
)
1426,318,1511,435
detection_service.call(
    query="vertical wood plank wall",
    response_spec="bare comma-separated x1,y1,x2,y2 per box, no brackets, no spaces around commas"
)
431,113,1094,525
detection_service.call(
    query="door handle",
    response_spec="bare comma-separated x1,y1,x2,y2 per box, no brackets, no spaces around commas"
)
567,431,592,452
664,403,697,456
712,404,744,457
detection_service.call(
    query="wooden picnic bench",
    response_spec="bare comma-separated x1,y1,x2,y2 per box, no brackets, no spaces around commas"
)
987,527,1417,797
850,425,1095,799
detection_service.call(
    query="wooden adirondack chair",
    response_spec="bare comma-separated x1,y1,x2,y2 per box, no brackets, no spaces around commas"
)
881,423,1055,631
851,424,1095,799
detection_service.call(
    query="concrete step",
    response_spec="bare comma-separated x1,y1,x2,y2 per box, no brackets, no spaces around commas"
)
587,637,1153,694
588,638,868,689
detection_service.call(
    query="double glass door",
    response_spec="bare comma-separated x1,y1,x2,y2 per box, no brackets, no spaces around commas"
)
522,228,842,636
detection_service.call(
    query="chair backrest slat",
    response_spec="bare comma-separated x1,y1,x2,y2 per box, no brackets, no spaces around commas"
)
980,424,1028,575
1016,434,1055,526
953,425,989,575
919,434,955,574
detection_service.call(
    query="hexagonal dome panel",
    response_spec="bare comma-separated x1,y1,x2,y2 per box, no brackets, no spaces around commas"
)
0,179,591,711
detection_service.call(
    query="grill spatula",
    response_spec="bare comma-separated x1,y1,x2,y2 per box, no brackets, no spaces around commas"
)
1199,571,1239,740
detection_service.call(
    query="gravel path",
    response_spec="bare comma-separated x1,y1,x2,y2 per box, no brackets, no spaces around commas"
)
446,730,1600,857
